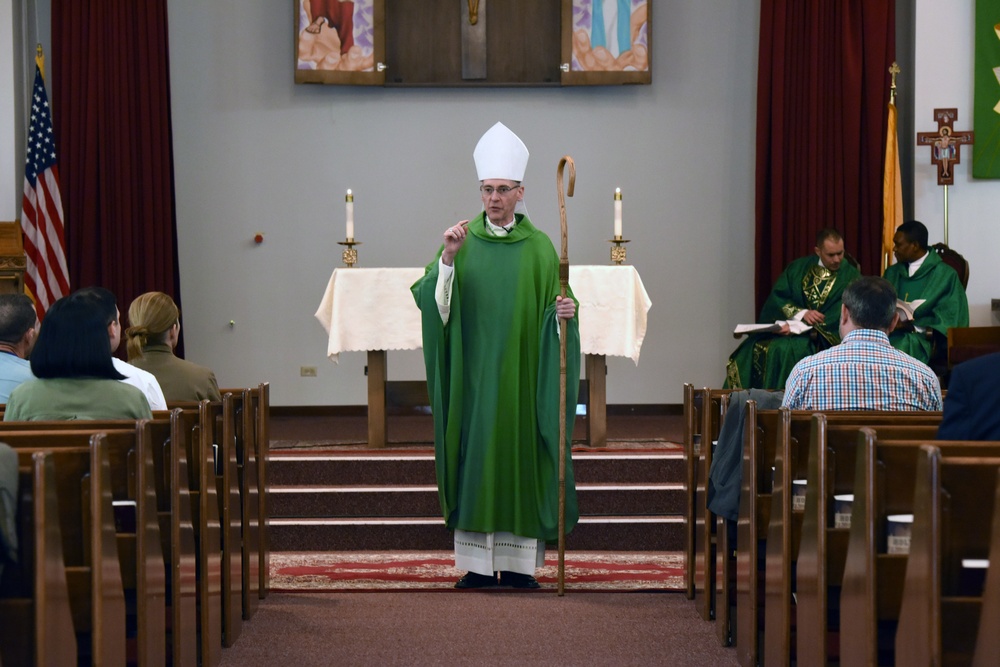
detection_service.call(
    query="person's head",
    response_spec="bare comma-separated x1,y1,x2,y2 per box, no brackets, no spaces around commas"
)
839,276,898,338
71,286,122,352
814,228,845,271
0,294,40,358
126,291,180,361
893,220,929,264
29,295,126,380
473,122,528,226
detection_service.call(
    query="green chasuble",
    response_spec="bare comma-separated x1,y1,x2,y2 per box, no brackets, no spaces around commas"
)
725,255,859,389
883,250,969,363
411,213,582,542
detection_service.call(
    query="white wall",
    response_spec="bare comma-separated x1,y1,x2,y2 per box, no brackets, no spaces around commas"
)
914,0,1000,326
167,1,761,406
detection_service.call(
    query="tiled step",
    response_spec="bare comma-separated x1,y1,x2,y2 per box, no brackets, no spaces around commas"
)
270,516,684,551
270,483,686,518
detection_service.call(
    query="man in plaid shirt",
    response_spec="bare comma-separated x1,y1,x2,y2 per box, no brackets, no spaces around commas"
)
782,276,942,411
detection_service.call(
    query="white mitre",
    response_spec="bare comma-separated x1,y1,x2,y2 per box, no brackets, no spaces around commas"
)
474,122,529,181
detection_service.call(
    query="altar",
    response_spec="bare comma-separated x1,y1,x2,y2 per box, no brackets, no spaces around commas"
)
315,265,651,447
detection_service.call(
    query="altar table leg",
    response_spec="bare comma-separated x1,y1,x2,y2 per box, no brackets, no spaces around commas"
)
366,350,387,448
585,354,607,448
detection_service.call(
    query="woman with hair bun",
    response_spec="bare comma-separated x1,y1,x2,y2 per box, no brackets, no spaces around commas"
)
125,292,221,402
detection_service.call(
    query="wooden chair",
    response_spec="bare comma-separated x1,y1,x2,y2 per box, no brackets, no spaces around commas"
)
896,447,1000,666
947,326,1000,368
0,452,78,666
840,434,1000,666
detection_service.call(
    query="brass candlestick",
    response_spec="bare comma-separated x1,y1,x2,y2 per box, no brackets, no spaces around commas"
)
609,236,630,265
338,239,360,267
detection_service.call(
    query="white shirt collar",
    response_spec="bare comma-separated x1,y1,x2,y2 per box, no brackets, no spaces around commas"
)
908,250,928,277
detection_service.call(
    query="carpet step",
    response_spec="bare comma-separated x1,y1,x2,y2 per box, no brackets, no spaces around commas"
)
270,483,686,518
270,516,684,551
269,451,684,486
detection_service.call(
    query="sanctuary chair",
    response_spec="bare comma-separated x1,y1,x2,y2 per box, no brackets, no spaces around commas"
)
924,243,971,383
947,326,1000,368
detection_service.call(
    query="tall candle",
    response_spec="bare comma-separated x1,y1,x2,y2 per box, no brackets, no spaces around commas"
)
614,187,623,238
346,189,354,241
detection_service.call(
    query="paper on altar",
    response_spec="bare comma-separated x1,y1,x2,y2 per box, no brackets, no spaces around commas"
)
733,319,812,336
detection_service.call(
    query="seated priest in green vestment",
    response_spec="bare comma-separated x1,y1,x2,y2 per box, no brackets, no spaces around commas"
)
411,122,581,591
883,220,969,364
725,228,860,389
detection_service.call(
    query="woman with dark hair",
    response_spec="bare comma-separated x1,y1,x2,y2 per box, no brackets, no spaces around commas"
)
3,296,152,421
125,291,221,402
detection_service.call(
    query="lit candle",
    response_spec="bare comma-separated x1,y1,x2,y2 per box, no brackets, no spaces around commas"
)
613,187,623,238
345,189,354,241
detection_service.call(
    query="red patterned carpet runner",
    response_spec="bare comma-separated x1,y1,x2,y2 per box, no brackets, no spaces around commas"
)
271,551,684,592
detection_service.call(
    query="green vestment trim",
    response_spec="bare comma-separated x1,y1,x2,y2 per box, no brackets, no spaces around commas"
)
411,213,581,542
725,254,859,389
883,250,969,363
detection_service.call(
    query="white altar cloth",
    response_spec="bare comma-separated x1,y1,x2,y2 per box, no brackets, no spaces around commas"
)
315,265,651,364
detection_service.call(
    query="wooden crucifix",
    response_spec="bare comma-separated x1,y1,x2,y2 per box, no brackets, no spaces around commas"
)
917,108,974,187
916,108,974,245
462,0,487,80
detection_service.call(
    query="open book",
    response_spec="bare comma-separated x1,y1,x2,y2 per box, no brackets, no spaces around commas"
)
895,298,926,322
733,320,813,338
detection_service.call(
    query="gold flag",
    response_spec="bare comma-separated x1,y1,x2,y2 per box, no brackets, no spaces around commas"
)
882,102,903,270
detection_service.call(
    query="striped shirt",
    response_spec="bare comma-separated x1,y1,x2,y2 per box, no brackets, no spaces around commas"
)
781,329,942,411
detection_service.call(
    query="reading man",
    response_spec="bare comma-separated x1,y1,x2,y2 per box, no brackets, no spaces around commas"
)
725,228,860,389
883,220,969,364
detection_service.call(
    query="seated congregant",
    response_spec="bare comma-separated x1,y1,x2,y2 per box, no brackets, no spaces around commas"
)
725,228,860,389
882,219,969,364
0,293,39,402
936,352,1000,440
125,291,221,402
72,287,168,410
3,296,153,421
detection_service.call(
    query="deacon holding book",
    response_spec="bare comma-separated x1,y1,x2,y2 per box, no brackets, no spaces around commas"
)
725,228,860,389
883,219,969,364
411,122,580,589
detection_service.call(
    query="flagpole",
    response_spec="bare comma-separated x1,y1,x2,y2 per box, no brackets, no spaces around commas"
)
555,155,574,597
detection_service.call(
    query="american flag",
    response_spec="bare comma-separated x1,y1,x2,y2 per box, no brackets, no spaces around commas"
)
21,62,70,319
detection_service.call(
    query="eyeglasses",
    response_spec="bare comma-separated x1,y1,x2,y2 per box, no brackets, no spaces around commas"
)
480,184,521,197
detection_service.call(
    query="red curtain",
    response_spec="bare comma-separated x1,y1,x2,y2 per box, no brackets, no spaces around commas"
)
50,0,181,351
755,0,895,311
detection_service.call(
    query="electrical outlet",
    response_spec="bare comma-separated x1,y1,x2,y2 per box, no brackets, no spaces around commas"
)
300,366,317,377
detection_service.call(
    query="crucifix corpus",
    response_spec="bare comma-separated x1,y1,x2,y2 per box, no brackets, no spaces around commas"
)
462,0,486,80
916,108,974,244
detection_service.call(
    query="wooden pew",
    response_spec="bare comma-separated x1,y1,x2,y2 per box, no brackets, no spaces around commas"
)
683,383,697,600
840,433,1000,666
973,466,1000,665
170,402,223,667
0,425,166,666
233,389,261,618
794,417,939,666
895,447,1000,666
11,439,126,665
222,383,269,600
688,387,730,623
0,451,78,666
735,408,941,667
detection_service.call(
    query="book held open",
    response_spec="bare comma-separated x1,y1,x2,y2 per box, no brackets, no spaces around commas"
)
733,319,813,338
